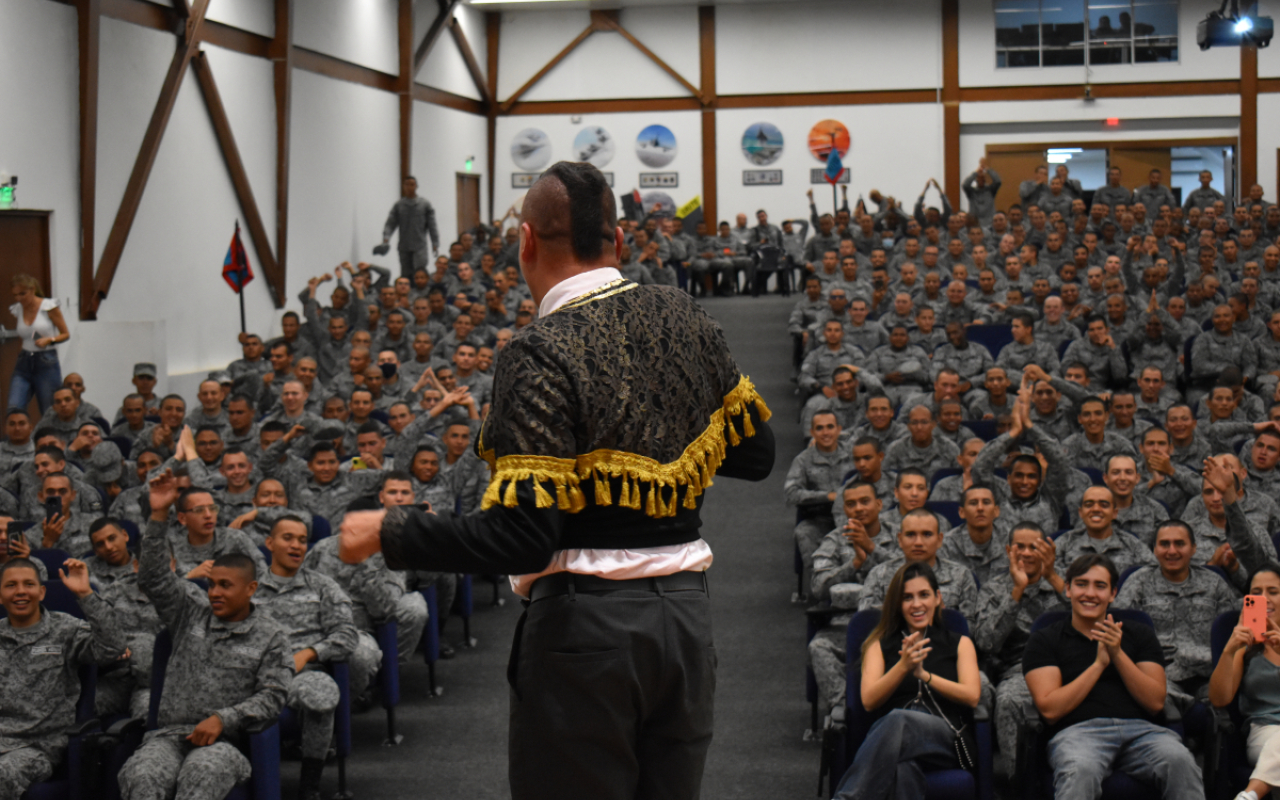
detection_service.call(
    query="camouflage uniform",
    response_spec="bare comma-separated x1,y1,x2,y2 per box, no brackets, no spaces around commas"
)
882,435,960,483
1060,431,1137,472
0,592,126,798
119,521,292,800
972,428,1072,536
255,569,362,758
1182,492,1280,591
304,537,425,665
995,339,1062,385
940,524,1012,586
83,555,134,589
785,446,855,584
441,450,488,516
412,475,455,512
972,573,1067,760
799,345,865,396
165,527,267,581
1053,527,1156,576
1114,566,1237,685
930,342,995,388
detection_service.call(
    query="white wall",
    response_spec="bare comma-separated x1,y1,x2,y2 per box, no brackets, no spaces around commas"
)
0,0,79,313
716,103,945,224
286,68,400,298
294,0,398,74
417,3,487,101
497,7,701,102
493,110,702,222
413,102,490,240
717,0,942,95
1259,94,1280,200
958,0,1242,87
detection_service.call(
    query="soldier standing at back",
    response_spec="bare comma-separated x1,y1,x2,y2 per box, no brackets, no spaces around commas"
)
118,470,292,800
378,176,440,279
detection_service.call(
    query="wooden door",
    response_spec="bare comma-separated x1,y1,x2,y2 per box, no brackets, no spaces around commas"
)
0,210,53,417
1109,148,1173,196
456,173,481,239
984,149,1048,213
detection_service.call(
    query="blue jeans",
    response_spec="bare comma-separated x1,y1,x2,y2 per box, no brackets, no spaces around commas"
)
8,349,61,414
1046,717,1202,800
833,709,959,800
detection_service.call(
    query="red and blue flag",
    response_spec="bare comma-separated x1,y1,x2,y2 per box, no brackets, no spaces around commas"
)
222,221,253,293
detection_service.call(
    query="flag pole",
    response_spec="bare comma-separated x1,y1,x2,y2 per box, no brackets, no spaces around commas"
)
236,221,247,334
830,133,838,216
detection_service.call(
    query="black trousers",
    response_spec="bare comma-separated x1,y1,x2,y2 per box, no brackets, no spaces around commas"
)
507,578,716,800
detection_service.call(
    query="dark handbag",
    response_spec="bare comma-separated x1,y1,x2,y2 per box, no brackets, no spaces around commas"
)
903,677,976,772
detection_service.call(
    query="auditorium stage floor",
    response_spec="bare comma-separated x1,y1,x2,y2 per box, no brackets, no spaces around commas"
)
326,293,814,799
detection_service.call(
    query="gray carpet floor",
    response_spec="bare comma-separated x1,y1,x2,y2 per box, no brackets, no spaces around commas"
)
324,293,814,799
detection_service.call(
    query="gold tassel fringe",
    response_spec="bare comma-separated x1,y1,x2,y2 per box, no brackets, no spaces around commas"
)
480,375,771,518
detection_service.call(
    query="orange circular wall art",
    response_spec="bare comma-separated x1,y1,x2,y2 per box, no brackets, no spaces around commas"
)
807,120,850,163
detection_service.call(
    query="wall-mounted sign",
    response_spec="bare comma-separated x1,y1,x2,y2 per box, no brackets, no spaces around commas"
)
511,128,552,171
742,123,784,166
639,172,678,188
807,119,850,163
810,168,850,185
636,125,678,168
574,126,615,168
744,170,783,186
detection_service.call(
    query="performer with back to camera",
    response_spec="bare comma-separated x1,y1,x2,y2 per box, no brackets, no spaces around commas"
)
340,160,776,799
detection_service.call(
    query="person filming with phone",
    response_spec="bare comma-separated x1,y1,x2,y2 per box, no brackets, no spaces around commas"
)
1209,561,1280,800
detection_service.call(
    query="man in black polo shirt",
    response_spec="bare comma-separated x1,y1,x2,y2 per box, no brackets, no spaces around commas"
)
1022,554,1202,800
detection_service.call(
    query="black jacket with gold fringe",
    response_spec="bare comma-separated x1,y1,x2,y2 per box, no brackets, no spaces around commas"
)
380,278,775,576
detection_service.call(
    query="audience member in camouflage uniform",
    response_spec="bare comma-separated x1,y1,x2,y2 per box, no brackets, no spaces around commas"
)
0,556,126,797
257,515,367,800
119,470,292,800
1114,520,1236,706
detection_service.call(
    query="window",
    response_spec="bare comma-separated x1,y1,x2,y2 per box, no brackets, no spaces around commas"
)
996,0,1178,68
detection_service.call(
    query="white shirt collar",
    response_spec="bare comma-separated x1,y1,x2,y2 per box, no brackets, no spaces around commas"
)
537,267,624,318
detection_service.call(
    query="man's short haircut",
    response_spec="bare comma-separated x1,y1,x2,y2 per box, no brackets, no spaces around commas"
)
528,162,616,263
33,428,65,444
260,421,288,436
1010,453,1043,479
178,487,216,513
211,552,257,581
832,366,855,382
227,393,254,408
1154,519,1194,545
195,425,223,438
961,483,996,504
902,508,940,528
1084,314,1107,328
77,421,102,434
223,446,247,460
308,441,337,461
381,470,414,490
1064,553,1119,589
356,421,384,437
267,514,308,539
1009,521,1047,544
852,435,883,454
1080,395,1109,412
811,410,838,427
35,445,65,462
843,479,877,500
4,408,29,422
269,339,293,355
0,558,42,585
88,516,125,539
1011,310,1035,328
160,394,185,408
895,468,928,488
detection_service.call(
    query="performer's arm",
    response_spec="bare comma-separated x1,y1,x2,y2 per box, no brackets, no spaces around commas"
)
718,403,775,481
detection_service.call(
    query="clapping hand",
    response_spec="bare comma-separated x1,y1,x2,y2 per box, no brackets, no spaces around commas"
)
1089,614,1124,664
899,631,932,678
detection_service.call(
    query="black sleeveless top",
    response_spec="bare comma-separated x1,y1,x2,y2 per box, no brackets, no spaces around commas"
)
876,623,976,759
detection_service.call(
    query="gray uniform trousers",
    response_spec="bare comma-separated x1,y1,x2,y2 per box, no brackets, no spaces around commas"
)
288,669,340,760
994,669,1033,766
349,631,383,697
118,731,251,800
394,592,428,664
0,748,53,800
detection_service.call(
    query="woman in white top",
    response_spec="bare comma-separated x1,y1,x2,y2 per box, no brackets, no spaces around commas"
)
7,274,69,414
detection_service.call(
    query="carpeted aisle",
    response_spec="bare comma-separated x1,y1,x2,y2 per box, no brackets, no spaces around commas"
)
334,293,815,799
